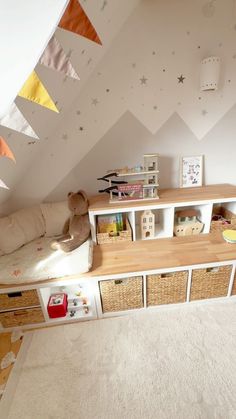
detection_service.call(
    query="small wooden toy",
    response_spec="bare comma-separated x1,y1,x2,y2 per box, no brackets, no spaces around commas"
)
174,209,204,236
140,210,155,239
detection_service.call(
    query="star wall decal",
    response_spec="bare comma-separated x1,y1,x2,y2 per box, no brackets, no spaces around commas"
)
92,98,99,106
178,75,185,83
202,109,208,116
87,58,92,66
132,63,136,68
76,110,81,115
79,126,84,131
140,76,148,85
101,1,107,11
62,134,68,140
153,105,158,110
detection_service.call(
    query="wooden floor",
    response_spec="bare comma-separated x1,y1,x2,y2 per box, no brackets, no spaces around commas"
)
0,332,23,390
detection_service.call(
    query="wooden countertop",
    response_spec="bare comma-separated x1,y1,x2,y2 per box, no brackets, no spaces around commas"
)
1,232,235,289
89,184,236,211
89,232,236,276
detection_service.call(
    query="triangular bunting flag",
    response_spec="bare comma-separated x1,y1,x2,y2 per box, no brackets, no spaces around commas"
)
0,136,16,162
0,179,9,190
18,71,59,113
39,35,80,80
59,0,102,45
0,102,39,139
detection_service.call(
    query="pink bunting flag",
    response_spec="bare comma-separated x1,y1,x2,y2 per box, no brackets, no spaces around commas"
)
40,35,79,80
0,136,16,162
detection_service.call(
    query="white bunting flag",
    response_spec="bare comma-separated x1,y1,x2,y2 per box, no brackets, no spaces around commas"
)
0,102,39,139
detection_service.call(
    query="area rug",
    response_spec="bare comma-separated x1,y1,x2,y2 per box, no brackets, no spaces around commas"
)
1,299,236,419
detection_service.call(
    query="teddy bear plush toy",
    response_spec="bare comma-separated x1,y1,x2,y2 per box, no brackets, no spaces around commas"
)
51,190,91,252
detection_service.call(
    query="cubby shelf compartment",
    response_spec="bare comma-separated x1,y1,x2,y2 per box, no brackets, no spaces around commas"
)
174,203,213,235
135,207,174,240
39,282,97,323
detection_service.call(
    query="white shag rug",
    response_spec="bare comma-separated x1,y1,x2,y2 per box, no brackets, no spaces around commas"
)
2,299,236,419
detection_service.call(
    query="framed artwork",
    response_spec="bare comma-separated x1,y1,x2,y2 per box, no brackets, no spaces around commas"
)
180,155,203,188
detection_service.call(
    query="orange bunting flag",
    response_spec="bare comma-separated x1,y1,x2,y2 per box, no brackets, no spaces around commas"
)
59,0,102,45
0,137,16,162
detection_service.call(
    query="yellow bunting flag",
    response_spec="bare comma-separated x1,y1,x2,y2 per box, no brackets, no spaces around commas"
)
59,0,102,45
18,71,59,113
0,136,16,162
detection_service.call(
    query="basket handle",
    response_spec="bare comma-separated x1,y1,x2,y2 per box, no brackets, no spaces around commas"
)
206,267,219,273
13,310,28,316
161,273,173,278
7,292,22,298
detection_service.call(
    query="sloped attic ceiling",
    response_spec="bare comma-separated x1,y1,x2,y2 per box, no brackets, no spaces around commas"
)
0,0,141,214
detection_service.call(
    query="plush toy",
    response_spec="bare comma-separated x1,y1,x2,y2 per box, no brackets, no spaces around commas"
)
51,190,91,252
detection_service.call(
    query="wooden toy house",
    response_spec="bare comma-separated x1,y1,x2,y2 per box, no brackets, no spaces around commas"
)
174,209,204,237
140,210,155,239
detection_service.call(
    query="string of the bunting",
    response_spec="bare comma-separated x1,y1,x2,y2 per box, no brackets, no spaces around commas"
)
59,0,102,45
18,71,59,113
39,35,79,80
0,179,9,190
0,136,16,162
0,102,38,139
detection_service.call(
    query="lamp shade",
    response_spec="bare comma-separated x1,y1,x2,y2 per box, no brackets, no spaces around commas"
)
200,56,221,91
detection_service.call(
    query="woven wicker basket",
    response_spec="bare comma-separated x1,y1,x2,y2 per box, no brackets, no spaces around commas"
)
0,308,45,328
96,216,132,245
147,271,188,306
190,265,232,301
99,276,143,313
210,206,236,233
0,289,39,311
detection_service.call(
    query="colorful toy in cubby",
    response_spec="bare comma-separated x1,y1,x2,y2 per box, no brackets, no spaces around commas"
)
174,209,204,237
97,213,124,236
47,293,68,318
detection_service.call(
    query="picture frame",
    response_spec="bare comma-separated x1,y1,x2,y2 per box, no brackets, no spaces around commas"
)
180,155,203,188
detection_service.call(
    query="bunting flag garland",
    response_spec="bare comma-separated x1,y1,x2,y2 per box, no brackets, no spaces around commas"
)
0,179,9,190
0,102,39,139
18,71,59,113
39,35,80,80
0,137,16,162
59,0,102,45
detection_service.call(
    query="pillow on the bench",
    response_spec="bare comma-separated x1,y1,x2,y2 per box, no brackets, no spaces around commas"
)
40,201,70,237
0,206,45,255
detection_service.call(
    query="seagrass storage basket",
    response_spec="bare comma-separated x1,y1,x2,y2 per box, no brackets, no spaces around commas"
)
99,276,143,313
0,289,40,311
0,308,45,328
190,265,232,301
210,206,236,233
147,271,188,306
96,216,132,245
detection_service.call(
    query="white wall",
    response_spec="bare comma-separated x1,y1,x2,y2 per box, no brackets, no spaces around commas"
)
3,0,236,210
0,0,69,118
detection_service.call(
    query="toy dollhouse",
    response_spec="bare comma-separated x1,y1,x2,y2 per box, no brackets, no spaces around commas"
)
97,154,159,203
140,210,155,239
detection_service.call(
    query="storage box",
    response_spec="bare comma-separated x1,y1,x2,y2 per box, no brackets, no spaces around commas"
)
96,216,132,245
99,276,143,313
0,289,39,311
147,271,188,306
47,293,68,318
190,265,232,301
0,308,45,328
210,206,236,233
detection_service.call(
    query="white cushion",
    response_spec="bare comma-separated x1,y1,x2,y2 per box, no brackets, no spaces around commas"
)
40,201,70,237
0,206,45,255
